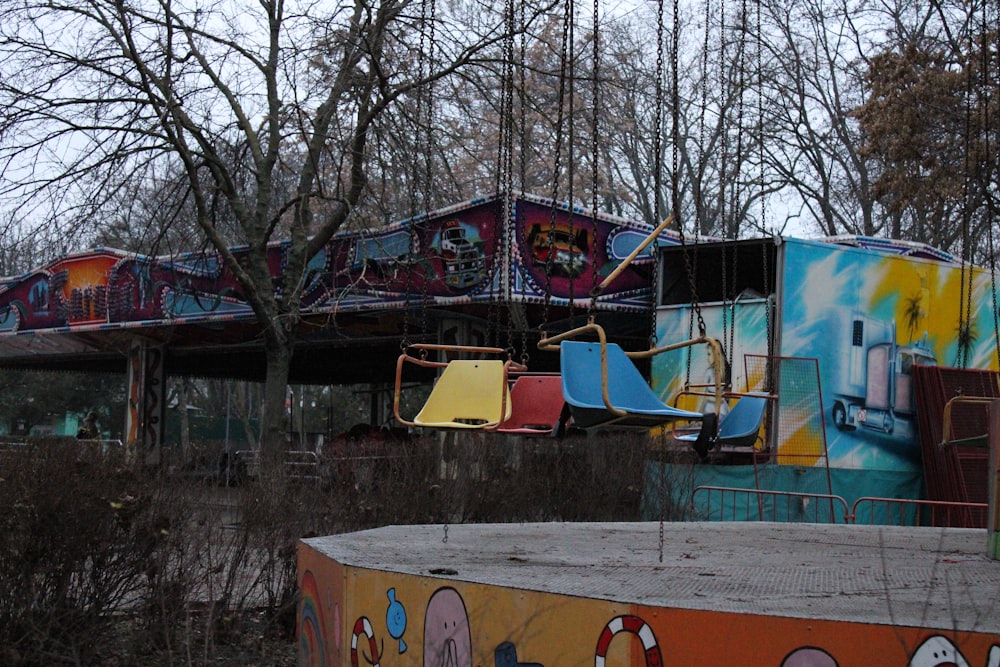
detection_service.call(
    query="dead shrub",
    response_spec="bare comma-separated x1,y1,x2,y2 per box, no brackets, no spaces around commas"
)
0,431,685,665
0,439,162,665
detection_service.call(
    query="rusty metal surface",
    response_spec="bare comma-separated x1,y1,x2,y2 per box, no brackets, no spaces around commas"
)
913,365,998,525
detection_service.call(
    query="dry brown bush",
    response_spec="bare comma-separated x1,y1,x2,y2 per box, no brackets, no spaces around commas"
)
0,432,682,665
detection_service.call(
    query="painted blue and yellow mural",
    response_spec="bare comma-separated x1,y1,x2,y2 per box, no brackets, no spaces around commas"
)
652,237,999,475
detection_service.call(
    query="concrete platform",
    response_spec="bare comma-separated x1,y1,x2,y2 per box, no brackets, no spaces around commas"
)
297,522,1000,666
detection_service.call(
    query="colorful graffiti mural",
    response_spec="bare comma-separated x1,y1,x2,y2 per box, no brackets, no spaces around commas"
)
298,539,1000,667
652,237,999,474
0,194,677,339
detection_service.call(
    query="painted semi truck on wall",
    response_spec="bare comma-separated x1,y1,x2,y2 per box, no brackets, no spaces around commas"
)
654,235,999,473
437,219,485,289
830,313,936,442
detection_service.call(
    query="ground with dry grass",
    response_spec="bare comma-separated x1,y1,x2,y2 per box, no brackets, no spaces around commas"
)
0,433,669,666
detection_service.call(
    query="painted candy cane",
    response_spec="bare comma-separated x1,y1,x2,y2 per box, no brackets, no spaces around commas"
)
351,616,381,667
595,615,663,667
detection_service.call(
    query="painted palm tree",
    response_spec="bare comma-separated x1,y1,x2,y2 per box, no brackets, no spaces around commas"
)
955,320,978,368
903,291,923,344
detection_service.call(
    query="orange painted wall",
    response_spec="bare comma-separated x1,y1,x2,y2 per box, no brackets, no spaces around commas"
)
298,542,1000,667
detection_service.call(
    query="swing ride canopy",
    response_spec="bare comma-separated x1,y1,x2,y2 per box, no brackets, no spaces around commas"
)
0,194,689,384
0,192,963,385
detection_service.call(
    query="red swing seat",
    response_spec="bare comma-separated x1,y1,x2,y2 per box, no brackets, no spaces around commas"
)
497,374,565,436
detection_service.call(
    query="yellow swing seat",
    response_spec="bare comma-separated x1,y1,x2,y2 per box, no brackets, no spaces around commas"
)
394,344,525,431
415,359,512,429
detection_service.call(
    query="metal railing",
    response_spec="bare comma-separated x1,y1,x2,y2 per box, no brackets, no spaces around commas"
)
228,449,321,486
692,485,990,527
691,485,849,523
0,438,124,458
284,450,320,486
849,496,988,527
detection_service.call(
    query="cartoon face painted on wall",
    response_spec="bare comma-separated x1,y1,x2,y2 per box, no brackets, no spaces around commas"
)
908,636,970,667
781,647,839,667
386,587,408,654
423,587,472,667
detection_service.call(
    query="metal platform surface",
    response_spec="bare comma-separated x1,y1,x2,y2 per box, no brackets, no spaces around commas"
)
304,521,1000,634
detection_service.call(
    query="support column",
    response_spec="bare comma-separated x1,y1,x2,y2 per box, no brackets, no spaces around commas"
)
990,401,1000,560
126,339,166,465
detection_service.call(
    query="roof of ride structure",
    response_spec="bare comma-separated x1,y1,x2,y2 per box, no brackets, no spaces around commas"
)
0,193,962,384
0,194,671,383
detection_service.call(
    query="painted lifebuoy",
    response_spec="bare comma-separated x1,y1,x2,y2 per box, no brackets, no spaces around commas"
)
351,616,381,667
595,615,663,667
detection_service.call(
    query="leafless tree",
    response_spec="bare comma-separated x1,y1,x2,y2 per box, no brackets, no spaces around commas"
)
0,0,555,469
751,0,882,237
852,0,998,260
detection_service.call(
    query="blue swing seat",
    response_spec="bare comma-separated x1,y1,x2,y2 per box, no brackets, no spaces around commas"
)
560,340,703,430
674,392,769,455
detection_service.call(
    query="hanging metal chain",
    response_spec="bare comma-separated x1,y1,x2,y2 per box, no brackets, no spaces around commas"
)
730,0,748,241
658,459,666,562
589,0,602,316
657,0,681,565
494,0,516,351
671,0,705,341
957,16,978,369
653,0,664,224
645,0,666,344
755,0,768,393
695,0,711,237
728,241,738,369
715,0,728,244
420,0,438,343
566,0,577,322
756,0,766,238
670,0,680,221
518,0,528,196
981,4,999,370
541,0,574,336
989,210,999,371
762,240,773,392
424,0,437,212
402,0,433,349
721,240,729,354
515,0,530,360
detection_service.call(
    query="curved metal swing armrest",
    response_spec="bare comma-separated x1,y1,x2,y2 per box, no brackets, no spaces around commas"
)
722,390,777,401
505,359,529,373
939,395,996,448
536,321,608,352
668,390,775,434
670,390,712,415
626,335,722,359
393,352,426,429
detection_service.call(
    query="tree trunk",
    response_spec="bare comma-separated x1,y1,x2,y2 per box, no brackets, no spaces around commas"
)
179,378,191,463
260,336,292,479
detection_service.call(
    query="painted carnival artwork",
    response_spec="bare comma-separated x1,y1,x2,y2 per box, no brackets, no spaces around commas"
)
652,237,999,474
295,557,1000,667
0,194,675,337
